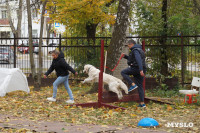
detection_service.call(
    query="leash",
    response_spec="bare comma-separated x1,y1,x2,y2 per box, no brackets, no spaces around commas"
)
104,53,124,72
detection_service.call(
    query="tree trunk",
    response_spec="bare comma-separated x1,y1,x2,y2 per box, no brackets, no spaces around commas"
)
47,23,52,45
86,22,99,93
106,0,131,75
86,22,98,45
159,0,169,76
17,0,23,37
35,0,48,91
26,0,38,90
85,22,98,62
87,0,122,93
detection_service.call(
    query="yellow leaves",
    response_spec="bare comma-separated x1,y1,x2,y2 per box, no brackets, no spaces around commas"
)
0,127,30,132
192,127,199,131
64,105,70,109
102,109,120,119
89,107,94,111
71,118,76,123
29,117,35,120
114,108,122,112
14,100,21,104
16,128,29,132
116,127,123,130
5,118,10,123
47,0,116,28
1,83,200,133
78,84,82,88
130,114,137,117
101,125,109,128
108,110,113,116
29,86,34,89
167,105,173,112
99,1,105,5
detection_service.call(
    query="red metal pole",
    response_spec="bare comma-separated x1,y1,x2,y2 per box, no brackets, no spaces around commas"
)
142,40,146,98
98,40,104,107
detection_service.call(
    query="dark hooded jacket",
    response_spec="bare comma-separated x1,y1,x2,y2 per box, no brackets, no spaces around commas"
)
124,44,146,71
45,51,76,77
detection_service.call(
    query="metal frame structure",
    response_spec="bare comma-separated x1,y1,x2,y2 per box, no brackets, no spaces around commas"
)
70,40,126,110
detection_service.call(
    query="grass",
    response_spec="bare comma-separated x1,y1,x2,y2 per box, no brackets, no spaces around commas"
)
0,83,200,132
146,88,180,98
146,85,200,106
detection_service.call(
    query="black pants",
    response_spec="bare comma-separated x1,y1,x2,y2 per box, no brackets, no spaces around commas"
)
121,67,145,102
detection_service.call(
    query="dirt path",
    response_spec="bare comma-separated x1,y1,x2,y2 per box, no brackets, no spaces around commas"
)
0,114,167,133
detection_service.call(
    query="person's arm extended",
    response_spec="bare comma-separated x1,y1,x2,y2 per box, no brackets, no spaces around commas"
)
122,53,129,59
133,50,143,71
45,62,54,76
61,59,76,74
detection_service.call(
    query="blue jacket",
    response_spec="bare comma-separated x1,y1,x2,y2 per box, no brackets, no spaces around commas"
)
124,44,146,71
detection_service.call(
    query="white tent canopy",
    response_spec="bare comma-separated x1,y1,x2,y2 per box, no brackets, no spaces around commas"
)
0,68,30,97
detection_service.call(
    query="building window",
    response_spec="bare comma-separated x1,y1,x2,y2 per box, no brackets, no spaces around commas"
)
0,31,10,38
32,30,38,38
1,10,7,19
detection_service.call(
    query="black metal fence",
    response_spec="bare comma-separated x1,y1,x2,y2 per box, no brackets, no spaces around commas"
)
140,35,200,85
0,35,200,85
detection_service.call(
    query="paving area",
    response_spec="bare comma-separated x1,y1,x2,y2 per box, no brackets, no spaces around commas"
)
0,114,167,133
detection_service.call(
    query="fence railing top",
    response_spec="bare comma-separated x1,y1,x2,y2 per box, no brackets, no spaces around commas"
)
0,35,200,40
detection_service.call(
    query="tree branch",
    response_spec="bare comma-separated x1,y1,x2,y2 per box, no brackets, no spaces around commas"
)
6,1,17,36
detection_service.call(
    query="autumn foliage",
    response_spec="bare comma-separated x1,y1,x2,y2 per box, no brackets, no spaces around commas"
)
47,0,116,30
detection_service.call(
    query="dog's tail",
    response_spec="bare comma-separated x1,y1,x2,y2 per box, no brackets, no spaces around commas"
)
117,79,128,94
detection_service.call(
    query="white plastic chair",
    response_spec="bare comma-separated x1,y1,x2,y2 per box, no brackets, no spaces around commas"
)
191,77,200,94
179,77,200,103
179,77,200,93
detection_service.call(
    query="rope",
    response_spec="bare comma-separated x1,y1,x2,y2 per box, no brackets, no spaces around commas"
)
105,54,124,72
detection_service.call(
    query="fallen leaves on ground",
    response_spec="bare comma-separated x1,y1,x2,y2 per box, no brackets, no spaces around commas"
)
0,84,199,133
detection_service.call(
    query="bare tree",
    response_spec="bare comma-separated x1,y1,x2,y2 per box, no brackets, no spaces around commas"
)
26,0,37,89
46,23,52,45
6,0,23,38
26,0,47,90
37,0,48,90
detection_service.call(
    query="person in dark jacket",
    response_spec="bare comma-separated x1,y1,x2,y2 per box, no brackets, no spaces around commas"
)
121,40,146,108
44,50,77,104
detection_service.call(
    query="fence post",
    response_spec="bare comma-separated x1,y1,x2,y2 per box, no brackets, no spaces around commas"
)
142,40,146,98
181,35,184,87
59,34,61,51
13,34,17,68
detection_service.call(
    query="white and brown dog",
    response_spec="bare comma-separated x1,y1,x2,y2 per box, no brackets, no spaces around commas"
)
82,64,128,99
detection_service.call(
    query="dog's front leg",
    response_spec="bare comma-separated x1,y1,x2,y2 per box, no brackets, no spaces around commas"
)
81,77,94,84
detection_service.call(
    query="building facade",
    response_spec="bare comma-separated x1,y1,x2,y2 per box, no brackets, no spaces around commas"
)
0,0,64,43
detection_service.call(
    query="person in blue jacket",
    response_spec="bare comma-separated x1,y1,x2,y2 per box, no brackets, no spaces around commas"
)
44,50,77,104
121,40,146,107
